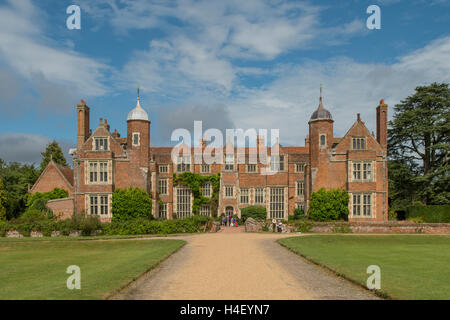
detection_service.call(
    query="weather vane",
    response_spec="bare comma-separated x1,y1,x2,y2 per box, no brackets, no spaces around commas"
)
137,84,141,99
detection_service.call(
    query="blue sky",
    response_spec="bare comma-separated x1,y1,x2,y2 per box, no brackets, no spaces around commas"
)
0,0,449,163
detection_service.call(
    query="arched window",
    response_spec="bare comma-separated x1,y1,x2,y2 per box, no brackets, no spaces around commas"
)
320,134,326,147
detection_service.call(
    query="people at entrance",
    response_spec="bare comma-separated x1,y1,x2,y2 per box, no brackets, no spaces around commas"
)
228,214,232,226
232,217,237,227
277,221,283,233
221,215,226,226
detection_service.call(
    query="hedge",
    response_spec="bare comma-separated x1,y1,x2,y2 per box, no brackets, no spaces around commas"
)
240,206,267,222
103,215,211,235
406,205,450,223
0,215,212,237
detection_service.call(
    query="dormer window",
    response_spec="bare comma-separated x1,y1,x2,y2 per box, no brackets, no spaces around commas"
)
225,154,234,171
352,137,366,150
270,155,284,171
95,137,108,151
132,133,140,147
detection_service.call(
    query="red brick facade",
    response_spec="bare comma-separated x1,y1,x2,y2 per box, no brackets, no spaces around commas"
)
32,97,389,222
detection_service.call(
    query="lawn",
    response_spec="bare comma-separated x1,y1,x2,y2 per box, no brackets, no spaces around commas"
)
278,235,450,300
0,238,185,299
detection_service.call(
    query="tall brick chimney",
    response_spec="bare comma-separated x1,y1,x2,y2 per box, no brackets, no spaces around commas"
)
376,99,388,150
77,100,90,150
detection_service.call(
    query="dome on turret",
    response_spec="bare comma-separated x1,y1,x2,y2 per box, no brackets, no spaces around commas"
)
309,97,333,122
127,98,149,121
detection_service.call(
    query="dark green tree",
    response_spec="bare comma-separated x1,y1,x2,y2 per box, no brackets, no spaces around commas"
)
0,159,40,219
0,177,6,221
40,140,68,172
388,82,450,205
309,188,349,221
112,187,152,222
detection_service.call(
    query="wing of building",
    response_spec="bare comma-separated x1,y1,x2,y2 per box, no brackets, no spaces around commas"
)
32,95,389,222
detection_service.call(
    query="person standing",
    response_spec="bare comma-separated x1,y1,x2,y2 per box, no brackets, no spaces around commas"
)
272,218,276,232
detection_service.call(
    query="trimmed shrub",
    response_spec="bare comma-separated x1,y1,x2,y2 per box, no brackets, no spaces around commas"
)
102,215,211,235
309,188,349,221
241,206,266,222
112,187,152,222
406,205,450,223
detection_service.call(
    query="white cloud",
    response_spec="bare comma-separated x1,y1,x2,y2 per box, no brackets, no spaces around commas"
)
0,0,109,113
228,36,450,145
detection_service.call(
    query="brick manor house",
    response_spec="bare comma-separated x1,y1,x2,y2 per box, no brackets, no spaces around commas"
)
31,94,389,222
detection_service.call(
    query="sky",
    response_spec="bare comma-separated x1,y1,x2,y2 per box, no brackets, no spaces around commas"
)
0,0,449,164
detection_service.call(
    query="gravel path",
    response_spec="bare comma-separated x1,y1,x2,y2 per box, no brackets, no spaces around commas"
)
113,228,378,300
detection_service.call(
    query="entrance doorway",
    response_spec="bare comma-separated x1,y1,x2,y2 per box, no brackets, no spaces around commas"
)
225,206,234,226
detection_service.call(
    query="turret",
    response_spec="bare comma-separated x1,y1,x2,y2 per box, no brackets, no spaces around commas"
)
308,87,334,192
127,96,150,168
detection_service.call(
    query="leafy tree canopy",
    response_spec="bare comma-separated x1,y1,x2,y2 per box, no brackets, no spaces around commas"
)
0,159,40,220
388,82,450,205
0,177,7,221
40,141,68,172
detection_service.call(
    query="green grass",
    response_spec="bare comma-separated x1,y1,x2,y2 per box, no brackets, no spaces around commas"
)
278,235,450,300
0,239,185,299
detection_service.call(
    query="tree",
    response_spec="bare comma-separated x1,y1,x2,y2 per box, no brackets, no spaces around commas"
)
0,159,40,220
40,140,68,172
309,188,349,221
388,82,450,205
0,177,6,221
111,187,152,222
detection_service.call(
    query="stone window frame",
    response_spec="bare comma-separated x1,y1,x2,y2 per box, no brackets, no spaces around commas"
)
201,182,211,197
254,188,265,204
240,188,249,204
200,204,211,216
319,134,326,148
86,160,112,185
269,187,285,219
295,180,304,197
93,136,109,151
349,192,376,218
246,164,257,173
176,187,191,219
269,154,286,172
201,163,210,173
87,193,111,217
159,165,169,173
224,154,234,171
295,163,305,173
352,136,366,150
132,132,140,147
158,178,168,196
158,202,168,220
349,160,376,182
224,185,234,198
176,155,191,173
295,202,305,211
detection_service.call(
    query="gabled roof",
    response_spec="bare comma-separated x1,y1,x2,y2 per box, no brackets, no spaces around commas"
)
30,160,74,193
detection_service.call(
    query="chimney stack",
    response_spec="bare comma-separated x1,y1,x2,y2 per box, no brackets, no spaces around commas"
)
376,99,388,150
77,100,90,150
